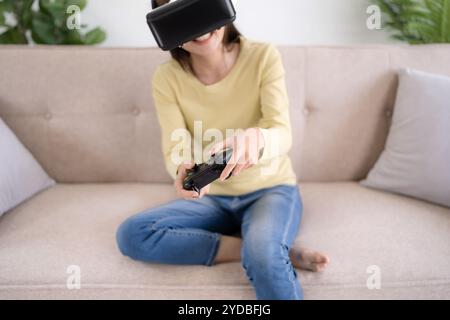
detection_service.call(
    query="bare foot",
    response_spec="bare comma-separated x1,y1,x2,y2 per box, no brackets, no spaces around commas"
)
289,247,330,272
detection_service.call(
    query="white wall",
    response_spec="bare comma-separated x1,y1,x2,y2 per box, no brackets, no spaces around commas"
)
82,0,392,47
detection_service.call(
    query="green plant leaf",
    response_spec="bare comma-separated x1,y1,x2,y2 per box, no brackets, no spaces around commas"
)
21,0,35,29
440,0,450,42
0,27,27,44
31,10,58,44
62,29,84,44
436,0,450,42
66,0,87,11
39,0,66,28
0,0,14,13
83,27,106,45
1,0,105,45
374,0,450,44
0,0,13,27
0,30,14,44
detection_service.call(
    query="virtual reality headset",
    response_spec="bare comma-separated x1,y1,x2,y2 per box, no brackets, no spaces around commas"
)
147,0,237,51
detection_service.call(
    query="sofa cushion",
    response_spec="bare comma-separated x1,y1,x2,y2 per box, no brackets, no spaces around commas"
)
0,118,55,216
362,69,450,208
0,183,449,299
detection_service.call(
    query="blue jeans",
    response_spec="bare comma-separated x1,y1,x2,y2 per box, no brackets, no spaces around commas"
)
116,184,303,300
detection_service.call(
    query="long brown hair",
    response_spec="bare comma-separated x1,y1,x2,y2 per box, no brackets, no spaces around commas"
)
153,0,242,73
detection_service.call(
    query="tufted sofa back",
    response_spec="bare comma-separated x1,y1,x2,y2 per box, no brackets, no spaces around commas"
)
1,44,450,183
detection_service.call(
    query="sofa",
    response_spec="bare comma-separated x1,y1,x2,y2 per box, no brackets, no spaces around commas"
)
0,44,449,300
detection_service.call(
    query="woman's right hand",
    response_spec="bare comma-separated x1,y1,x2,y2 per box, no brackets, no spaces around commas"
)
174,163,210,200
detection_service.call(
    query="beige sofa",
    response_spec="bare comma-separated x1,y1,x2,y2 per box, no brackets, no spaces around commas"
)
0,44,449,300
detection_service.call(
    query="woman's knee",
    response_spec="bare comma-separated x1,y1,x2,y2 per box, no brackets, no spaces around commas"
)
241,239,289,273
116,208,173,259
116,216,147,259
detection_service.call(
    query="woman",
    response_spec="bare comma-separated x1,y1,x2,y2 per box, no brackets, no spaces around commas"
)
116,0,329,300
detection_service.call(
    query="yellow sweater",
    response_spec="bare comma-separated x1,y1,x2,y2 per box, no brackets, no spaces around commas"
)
151,36,297,196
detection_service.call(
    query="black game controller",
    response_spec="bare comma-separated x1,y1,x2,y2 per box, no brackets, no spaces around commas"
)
183,148,234,193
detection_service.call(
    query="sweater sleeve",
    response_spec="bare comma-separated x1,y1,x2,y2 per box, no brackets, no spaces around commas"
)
152,66,192,180
257,45,293,162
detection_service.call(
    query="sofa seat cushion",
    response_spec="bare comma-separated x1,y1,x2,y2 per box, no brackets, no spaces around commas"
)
0,183,449,300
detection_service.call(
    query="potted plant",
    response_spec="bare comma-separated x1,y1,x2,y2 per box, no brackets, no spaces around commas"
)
0,0,106,45
374,0,450,44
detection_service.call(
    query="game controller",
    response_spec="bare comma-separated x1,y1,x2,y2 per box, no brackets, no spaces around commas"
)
183,148,234,193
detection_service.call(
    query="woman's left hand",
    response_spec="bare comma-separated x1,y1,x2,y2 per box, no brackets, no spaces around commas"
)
209,128,265,181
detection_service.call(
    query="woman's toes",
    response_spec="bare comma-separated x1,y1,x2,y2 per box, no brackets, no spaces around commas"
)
312,262,328,272
301,248,326,261
289,247,330,272
316,254,330,264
